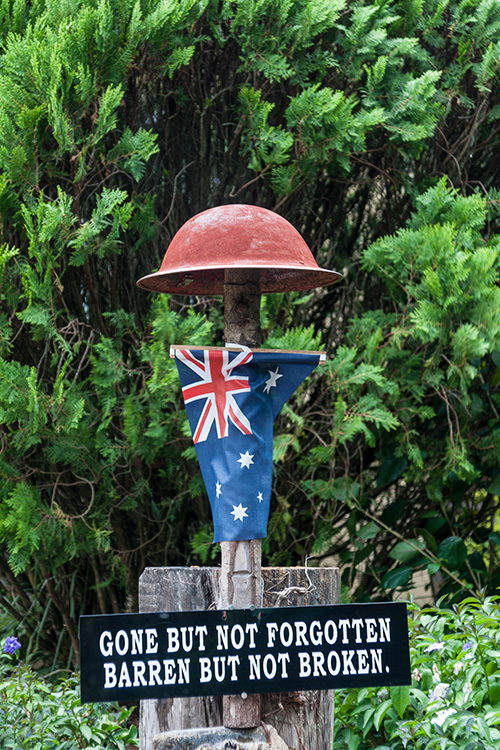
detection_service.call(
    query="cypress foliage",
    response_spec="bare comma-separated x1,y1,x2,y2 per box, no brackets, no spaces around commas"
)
0,0,499,665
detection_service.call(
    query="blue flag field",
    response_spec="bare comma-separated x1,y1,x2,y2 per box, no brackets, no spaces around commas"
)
171,346,325,542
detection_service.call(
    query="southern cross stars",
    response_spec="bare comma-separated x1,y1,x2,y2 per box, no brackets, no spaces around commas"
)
237,450,254,469
264,367,283,393
215,451,265,525
231,503,248,522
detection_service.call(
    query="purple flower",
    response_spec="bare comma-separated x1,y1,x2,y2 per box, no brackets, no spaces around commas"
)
3,636,21,655
462,641,473,651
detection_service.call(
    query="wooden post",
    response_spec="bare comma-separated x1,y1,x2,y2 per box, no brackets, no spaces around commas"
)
219,267,263,728
223,268,262,349
139,568,222,743
139,265,340,748
139,566,340,750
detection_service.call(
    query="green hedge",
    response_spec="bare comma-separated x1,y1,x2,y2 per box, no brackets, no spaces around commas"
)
333,595,500,750
0,638,138,750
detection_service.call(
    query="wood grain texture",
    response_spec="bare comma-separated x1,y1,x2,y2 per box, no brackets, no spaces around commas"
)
139,566,340,750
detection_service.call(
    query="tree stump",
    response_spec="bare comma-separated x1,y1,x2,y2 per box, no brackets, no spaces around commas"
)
139,565,340,750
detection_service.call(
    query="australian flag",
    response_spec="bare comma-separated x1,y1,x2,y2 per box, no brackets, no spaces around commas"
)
171,346,324,542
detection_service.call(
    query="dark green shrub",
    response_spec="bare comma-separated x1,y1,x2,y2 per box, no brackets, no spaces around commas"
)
1,0,500,668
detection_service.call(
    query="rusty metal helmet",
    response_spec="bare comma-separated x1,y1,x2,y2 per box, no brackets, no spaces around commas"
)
137,204,341,294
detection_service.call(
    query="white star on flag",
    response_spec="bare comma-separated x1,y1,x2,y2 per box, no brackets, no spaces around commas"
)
237,451,254,469
231,503,248,522
264,367,283,393
174,346,324,542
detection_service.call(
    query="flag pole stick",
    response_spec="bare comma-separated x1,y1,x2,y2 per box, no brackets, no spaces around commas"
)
219,267,263,728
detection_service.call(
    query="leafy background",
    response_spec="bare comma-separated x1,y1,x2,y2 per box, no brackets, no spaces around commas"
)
1,0,500,669
333,595,500,750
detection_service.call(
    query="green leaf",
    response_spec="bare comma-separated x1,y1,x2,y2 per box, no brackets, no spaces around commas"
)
488,476,500,495
94,84,124,141
80,724,92,741
377,455,408,486
438,536,468,568
357,521,380,540
389,539,426,562
381,566,412,589
489,532,500,546
488,683,500,706
390,685,410,718
373,698,392,730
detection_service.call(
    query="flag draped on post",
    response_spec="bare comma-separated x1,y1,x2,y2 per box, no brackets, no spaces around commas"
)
171,346,324,542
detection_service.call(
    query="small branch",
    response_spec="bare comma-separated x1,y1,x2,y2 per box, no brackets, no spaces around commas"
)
43,575,80,666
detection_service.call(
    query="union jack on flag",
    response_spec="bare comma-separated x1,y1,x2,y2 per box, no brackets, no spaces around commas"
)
175,347,253,443
172,346,324,542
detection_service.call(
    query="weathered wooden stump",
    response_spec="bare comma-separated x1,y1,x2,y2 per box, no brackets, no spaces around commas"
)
152,725,288,750
139,566,340,750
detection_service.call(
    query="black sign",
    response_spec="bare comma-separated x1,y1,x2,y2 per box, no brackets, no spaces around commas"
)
80,602,410,703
